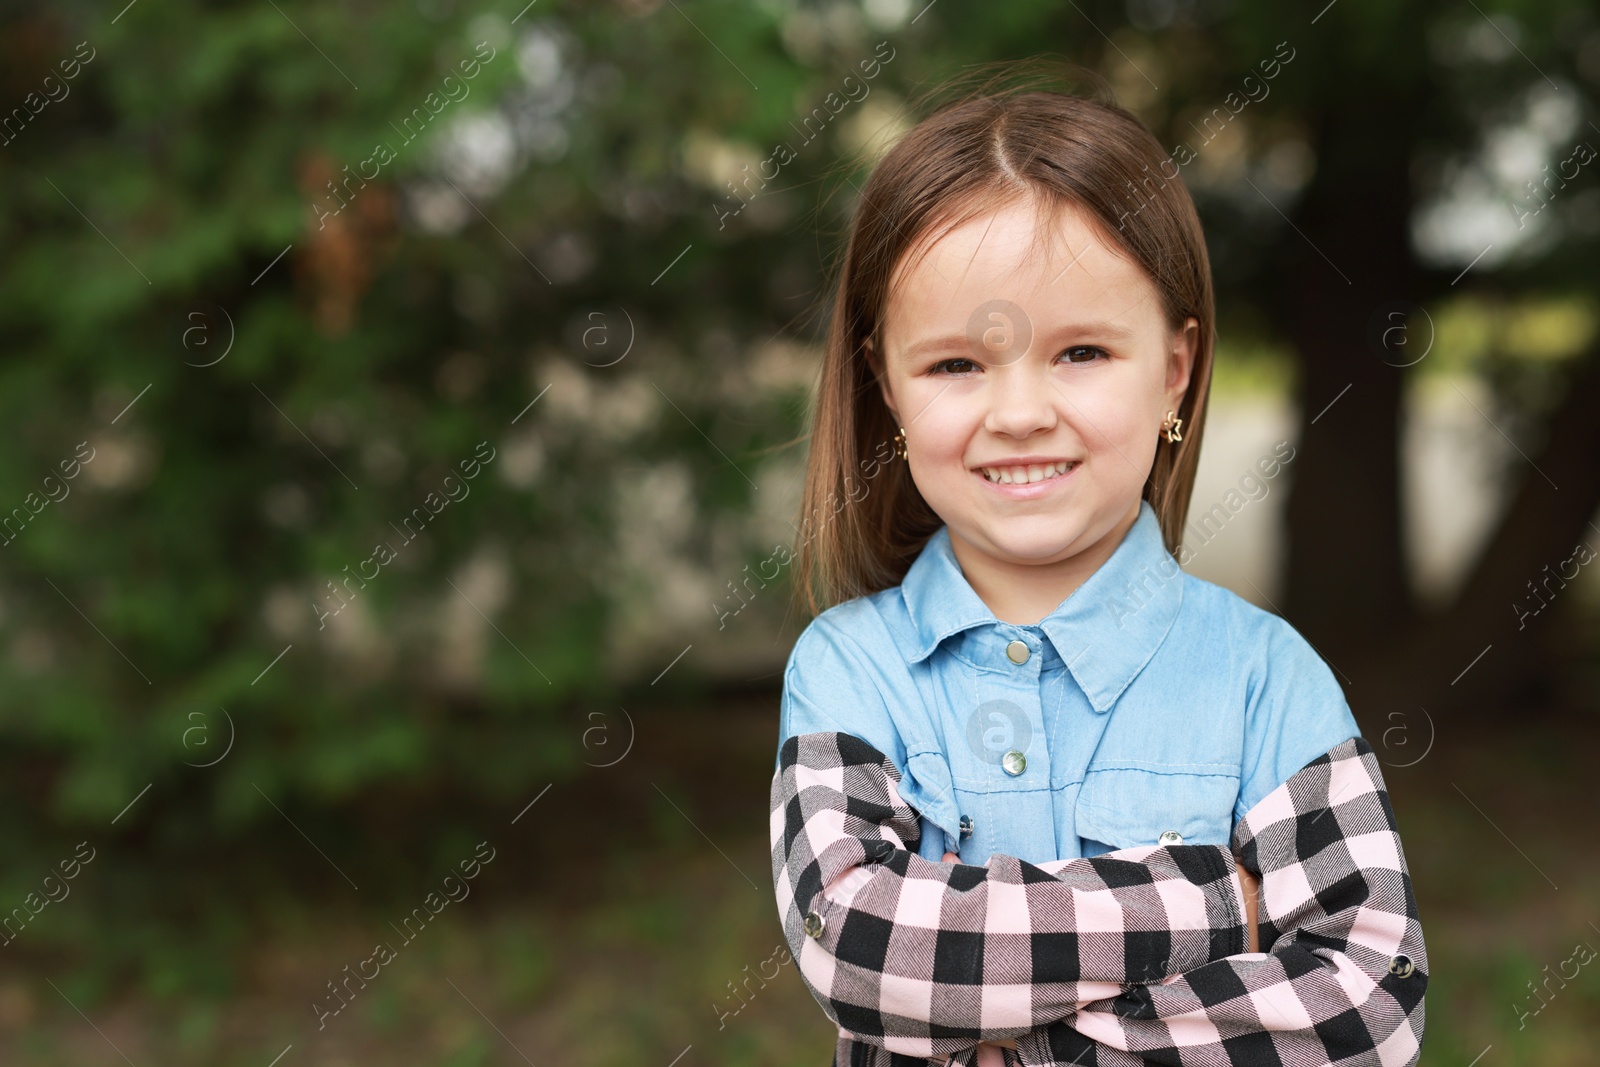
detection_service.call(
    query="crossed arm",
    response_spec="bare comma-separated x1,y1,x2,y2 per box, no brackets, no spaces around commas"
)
769,731,1427,1065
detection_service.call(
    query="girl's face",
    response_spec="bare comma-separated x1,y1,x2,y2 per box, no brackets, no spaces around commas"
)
876,194,1197,581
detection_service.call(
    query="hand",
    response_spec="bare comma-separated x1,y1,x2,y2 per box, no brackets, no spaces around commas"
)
1235,857,1261,953
975,1038,1015,1065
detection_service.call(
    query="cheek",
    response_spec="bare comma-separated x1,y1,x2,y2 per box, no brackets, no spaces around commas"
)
1065,371,1161,447
1054,388,1162,499
905,388,979,460
1082,402,1149,447
900,389,979,508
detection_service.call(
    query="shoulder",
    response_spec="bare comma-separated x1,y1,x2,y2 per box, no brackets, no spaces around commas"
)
1174,573,1334,693
777,587,912,770
783,585,914,681
1177,572,1361,815
777,588,963,845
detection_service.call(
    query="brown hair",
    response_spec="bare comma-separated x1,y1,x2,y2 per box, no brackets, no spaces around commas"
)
792,64,1215,617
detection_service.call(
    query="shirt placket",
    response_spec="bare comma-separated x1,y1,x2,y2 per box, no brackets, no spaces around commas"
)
968,624,1047,861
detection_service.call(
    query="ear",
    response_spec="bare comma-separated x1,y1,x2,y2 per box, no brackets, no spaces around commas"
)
867,336,901,425
1165,316,1199,413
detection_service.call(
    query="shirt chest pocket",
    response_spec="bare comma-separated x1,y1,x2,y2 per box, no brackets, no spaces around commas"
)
1074,766,1240,852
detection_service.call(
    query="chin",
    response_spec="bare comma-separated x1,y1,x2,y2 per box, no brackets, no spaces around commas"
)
967,517,1085,563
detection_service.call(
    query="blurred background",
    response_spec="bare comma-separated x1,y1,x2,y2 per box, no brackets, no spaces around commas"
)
2,0,1598,1063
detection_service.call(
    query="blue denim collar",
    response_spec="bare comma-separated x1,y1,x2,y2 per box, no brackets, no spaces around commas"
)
898,498,1184,712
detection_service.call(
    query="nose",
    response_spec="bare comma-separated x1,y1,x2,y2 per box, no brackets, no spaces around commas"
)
982,359,1057,439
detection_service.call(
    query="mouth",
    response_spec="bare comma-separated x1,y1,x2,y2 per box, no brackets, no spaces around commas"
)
975,460,1079,486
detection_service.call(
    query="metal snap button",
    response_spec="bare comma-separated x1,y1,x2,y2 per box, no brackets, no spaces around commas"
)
804,910,825,938
1158,830,1184,846
1388,954,1415,978
1001,750,1026,776
1005,640,1030,664
959,814,974,838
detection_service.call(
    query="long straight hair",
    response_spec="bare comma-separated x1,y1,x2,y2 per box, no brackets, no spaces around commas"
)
792,68,1216,616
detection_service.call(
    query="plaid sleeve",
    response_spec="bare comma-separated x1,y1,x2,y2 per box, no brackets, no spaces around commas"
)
1033,736,1427,1067
770,730,1251,1059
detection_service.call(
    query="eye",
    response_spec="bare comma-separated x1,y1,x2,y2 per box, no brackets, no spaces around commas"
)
928,357,980,376
1058,345,1109,364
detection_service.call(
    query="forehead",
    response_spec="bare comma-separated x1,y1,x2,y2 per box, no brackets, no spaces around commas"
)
882,195,1161,359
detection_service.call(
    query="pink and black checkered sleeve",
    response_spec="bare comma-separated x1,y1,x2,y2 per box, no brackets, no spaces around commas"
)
1033,736,1427,1066
771,732,1426,1066
769,730,1252,1060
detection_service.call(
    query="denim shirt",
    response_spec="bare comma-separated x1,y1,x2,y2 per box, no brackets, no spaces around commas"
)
776,498,1361,867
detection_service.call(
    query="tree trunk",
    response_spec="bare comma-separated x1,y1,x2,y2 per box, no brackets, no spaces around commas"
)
1273,105,1420,695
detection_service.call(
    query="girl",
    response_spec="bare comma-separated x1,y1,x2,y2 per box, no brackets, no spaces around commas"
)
769,78,1427,1067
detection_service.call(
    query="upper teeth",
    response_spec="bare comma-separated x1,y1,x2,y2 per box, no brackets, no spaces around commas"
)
981,461,1074,485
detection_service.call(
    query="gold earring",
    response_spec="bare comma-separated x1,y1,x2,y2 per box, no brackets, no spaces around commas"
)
893,426,908,460
1160,410,1183,443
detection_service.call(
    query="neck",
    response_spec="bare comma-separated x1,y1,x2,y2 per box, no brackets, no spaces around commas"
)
948,501,1142,625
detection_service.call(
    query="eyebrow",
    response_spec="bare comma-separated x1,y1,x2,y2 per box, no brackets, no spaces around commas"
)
896,320,1138,362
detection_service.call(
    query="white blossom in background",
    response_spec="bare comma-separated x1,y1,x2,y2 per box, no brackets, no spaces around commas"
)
862,0,912,32
263,586,308,640
510,23,575,164
534,356,595,427
405,19,584,232
516,24,565,93
679,129,763,194
498,431,545,489
1261,137,1316,194
403,181,472,235
840,93,909,163
589,375,659,444
606,459,723,668
81,433,158,490
321,593,395,681
436,548,512,690
435,110,520,199
535,230,593,283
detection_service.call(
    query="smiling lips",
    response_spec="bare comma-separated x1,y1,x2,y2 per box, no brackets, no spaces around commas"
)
976,459,1078,485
